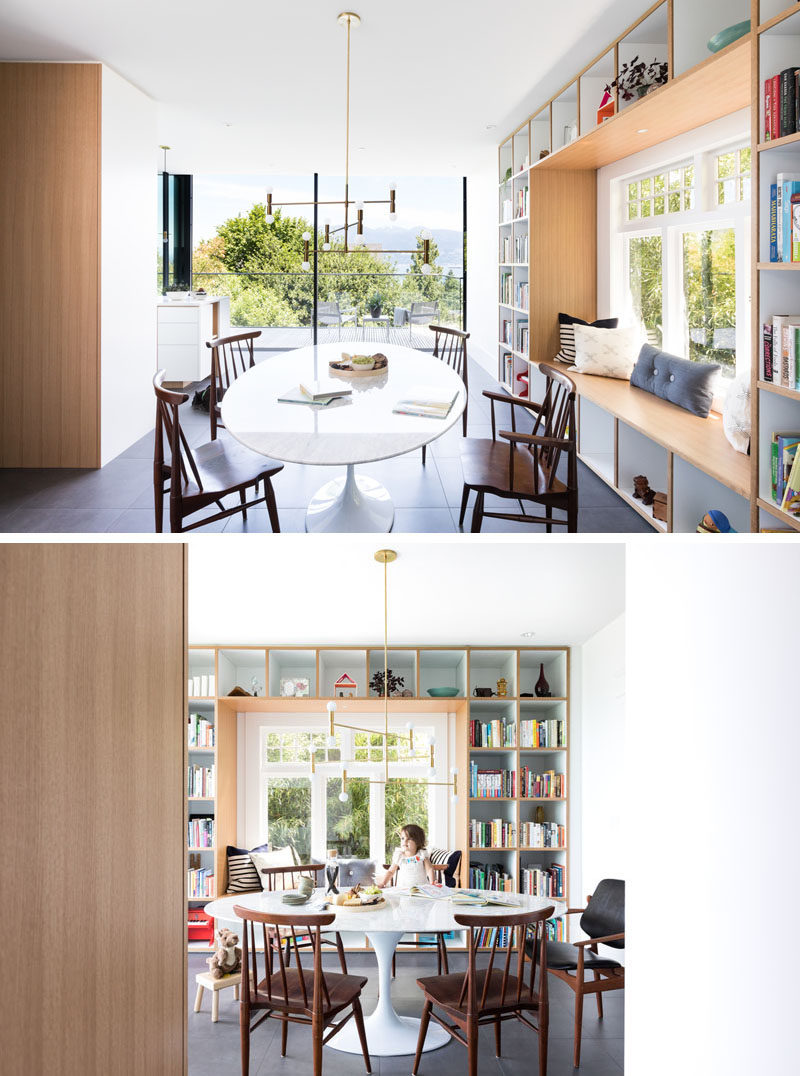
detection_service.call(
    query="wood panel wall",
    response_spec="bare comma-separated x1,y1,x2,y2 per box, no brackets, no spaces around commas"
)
529,169,597,364
0,544,187,1074
0,63,101,467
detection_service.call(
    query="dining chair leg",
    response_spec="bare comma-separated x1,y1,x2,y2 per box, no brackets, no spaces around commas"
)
281,1013,288,1057
467,1016,479,1076
312,1012,323,1076
494,1016,502,1056
240,1005,250,1075
391,952,396,978
264,480,281,533
421,443,427,465
594,971,604,1017
539,1001,549,1076
459,484,471,527
573,982,585,1068
412,999,432,1076
239,488,248,521
545,505,552,533
154,485,164,533
568,491,578,533
352,997,372,1073
471,491,485,533
462,405,468,437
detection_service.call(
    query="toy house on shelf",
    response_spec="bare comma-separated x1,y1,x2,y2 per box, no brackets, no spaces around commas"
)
334,673,357,698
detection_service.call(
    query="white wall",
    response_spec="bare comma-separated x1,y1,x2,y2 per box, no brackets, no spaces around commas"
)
627,540,800,1074
101,66,157,465
579,612,625,908
466,160,499,377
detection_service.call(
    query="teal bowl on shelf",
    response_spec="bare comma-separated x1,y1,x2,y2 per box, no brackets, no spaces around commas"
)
427,687,459,697
707,20,750,53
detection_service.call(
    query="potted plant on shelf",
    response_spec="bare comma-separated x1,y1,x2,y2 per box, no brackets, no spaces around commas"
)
368,291,383,318
605,56,668,102
369,668,405,698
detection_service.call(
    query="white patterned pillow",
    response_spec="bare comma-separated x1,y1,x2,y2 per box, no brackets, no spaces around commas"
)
722,377,751,454
570,324,641,380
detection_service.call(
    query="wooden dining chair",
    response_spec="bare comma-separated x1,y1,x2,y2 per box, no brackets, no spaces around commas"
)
534,878,624,1068
421,325,470,465
206,330,261,440
256,863,347,969
234,906,372,1076
459,363,578,532
387,848,462,977
412,906,554,1076
153,371,283,533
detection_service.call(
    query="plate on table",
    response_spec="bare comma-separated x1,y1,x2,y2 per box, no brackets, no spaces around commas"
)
330,353,388,377
336,897,387,911
281,893,311,905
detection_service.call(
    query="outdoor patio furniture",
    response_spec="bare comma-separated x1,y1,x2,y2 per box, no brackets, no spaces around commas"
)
318,301,358,340
395,301,439,344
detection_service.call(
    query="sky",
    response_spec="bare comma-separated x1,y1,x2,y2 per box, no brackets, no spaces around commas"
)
192,173,464,268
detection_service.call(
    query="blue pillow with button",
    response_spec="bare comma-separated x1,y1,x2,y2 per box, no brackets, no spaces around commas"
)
630,343,719,418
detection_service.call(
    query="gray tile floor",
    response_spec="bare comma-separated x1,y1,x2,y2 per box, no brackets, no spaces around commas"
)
188,950,623,1075
0,354,651,534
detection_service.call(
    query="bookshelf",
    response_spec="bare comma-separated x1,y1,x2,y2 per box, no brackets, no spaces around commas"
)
493,0,800,532
189,643,572,949
753,0,800,531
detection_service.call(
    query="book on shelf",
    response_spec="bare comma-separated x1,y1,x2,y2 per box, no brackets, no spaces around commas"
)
514,234,528,263
792,194,800,263
764,72,800,141
520,862,564,899
188,712,215,748
519,821,566,849
763,316,800,387
504,353,514,387
780,442,800,514
770,183,778,262
771,432,800,506
516,318,529,357
469,818,516,848
762,322,774,382
189,674,215,697
500,271,512,305
393,387,459,419
187,763,215,798
469,717,516,748
515,281,529,311
187,816,215,848
520,717,566,749
469,761,516,797
467,861,514,891
770,174,800,262
187,867,216,899
516,187,529,218
501,198,513,222
299,379,352,402
544,917,565,942
520,767,566,798
502,319,513,346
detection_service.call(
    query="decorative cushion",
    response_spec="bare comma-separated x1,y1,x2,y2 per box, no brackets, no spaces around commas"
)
570,324,641,380
555,312,618,365
722,376,751,454
226,842,270,893
250,845,299,889
428,847,462,888
630,343,719,417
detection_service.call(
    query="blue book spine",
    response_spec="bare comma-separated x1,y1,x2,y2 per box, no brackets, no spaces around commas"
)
782,181,800,262
770,184,778,262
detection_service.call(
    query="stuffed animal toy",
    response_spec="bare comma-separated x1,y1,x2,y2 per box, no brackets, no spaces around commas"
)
697,510,737,534
207,927,242,978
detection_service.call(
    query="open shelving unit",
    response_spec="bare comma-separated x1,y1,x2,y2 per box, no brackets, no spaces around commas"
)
495,0,800,533
188,643,571,949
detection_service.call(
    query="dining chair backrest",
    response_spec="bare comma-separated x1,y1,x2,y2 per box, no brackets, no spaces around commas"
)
430,325,469,382
580,878,625,948
520,363,576,493
258,862,325,892
234,906,335,1012
153,371,204,493
454,907,553,1016
207,330,260,397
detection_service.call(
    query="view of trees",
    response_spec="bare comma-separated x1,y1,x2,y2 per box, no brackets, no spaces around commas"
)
192,204,462,329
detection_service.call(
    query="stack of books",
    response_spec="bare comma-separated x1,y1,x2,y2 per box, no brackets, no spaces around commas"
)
469,761,515,797
764,68,800,142
767,174,800,263
393,388,458,419
519,821,566,849
469,819,516,848
520,863,564,899
470,718,516,748
771,431,800,515
520,717,566,748
520,768,566,798
467,862,514,891
279,380,352,407
762,315,800,387
188,713,215,748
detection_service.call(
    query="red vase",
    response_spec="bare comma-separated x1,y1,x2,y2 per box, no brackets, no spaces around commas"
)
534,663,551,697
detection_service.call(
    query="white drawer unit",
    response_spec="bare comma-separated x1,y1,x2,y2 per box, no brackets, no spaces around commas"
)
157,296,230,386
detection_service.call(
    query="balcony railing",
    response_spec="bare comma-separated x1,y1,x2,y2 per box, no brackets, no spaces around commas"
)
188,270,464,339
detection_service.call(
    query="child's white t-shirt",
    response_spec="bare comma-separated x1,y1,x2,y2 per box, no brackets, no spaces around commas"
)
393,848,428,888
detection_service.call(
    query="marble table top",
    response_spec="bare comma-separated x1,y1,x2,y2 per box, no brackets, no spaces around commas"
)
205,888,563,934
220,342,467,466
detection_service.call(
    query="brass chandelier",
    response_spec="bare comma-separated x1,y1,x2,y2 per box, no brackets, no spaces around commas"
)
264,12,433,274
311,549,457,803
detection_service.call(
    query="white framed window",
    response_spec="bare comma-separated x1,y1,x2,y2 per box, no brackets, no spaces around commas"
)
243,714,449,867
613,139,750,389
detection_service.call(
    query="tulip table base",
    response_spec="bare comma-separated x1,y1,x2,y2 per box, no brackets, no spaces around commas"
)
326,930,449,1056
305,464,394,533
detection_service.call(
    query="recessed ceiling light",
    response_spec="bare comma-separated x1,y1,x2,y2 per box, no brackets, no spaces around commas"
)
637,128,648,134
485,124,496,130
222,122,234,127
520,630,536,638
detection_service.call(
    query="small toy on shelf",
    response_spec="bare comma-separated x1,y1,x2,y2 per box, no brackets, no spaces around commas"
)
632,475,656,506
697,510,737,534
334,672,357,698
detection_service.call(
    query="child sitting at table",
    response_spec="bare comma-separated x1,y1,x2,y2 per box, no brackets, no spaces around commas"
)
378,824,434,888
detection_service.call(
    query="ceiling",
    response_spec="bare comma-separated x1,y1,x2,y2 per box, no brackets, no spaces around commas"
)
188,537,625,646
1,0,646,174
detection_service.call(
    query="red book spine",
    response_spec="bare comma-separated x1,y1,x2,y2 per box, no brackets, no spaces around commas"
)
766,78,773,141
771,76,781,140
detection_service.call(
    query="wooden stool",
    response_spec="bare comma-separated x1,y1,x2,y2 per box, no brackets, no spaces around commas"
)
193,971,241,1022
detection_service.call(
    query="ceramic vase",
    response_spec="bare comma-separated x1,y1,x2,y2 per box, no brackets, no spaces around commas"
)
534,663,551,697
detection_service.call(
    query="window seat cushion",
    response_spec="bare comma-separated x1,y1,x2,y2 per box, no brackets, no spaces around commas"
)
630,343,719,418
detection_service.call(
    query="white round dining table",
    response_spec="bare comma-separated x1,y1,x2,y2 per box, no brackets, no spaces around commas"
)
219,342,467,532
204,888,561,1058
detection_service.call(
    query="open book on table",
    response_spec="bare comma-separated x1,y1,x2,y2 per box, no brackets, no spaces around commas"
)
393,387,458,419
408,886,521,906
408,884,450,900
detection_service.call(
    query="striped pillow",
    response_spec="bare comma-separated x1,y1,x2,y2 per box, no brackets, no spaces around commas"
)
555,313,618,365
225,842,270,893
428,847,462,887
